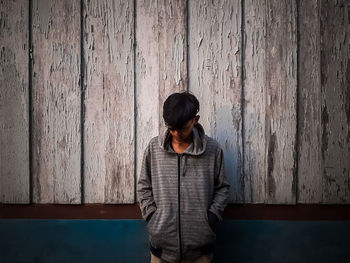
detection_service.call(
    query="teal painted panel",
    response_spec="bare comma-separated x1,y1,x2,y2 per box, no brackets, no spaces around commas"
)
0,219,150,263
215,220,350,263
1,219,350,263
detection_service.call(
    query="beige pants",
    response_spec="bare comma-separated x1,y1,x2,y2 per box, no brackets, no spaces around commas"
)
150,252,213,263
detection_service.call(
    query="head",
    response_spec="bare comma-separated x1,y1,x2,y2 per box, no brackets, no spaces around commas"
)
163,91,200,142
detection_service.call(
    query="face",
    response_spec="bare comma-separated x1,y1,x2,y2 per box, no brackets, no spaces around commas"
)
168,115,200,142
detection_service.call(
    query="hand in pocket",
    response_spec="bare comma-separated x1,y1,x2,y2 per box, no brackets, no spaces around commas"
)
207,210,219,231
146,210,155,223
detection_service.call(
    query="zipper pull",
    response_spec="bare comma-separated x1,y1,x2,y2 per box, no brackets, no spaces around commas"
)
182,155,187,176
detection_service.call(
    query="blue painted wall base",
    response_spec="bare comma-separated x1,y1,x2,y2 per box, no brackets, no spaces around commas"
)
1,219,350,263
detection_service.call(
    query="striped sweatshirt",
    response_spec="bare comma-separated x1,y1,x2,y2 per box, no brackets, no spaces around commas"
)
137,122,230,263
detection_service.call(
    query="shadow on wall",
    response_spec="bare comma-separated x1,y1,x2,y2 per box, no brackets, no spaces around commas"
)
212,105,241,203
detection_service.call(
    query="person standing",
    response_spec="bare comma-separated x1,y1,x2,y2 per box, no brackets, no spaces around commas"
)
137,91,231,263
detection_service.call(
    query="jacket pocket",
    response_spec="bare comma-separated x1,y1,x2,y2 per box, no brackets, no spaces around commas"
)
146,210,156,224
206,210,219,232
181,208,216,252
147,208,166,246
146,208,159,231
204,210,216,235
147,207,179,250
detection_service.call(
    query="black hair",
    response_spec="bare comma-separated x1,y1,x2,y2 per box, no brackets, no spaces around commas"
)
163,91,200,130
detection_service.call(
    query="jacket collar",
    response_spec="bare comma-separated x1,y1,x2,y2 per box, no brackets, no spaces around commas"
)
158,122,207,155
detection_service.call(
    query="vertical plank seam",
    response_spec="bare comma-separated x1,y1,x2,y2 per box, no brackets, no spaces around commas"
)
80,0,85,204
186,0,189,92
29,0,34,204
263,0,268,204
133,0,137,204
295,0,300,204
318,0,323,204
241,0,248,203
157,0,162,136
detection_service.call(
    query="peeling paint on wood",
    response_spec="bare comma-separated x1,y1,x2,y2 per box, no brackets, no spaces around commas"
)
1,0,349,205
32,0,81,204
188,0,243,203
0,0,30,203
83,0,135,204
135,0,187,194
243,0,266,203
320,0,350,203
157,0,187,134
265,0,297,204
135,0,160,191
297,0,322,203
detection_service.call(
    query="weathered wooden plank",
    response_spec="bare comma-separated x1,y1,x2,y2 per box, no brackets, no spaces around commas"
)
243,0,266,203
32,0,81,204
135,0,160,192
297,0,322,203
135,0,187,191
157,0,187,135
0,0,30,203
320,0,350,203
83,0,135,203
188,0,243,203
265,0,297,204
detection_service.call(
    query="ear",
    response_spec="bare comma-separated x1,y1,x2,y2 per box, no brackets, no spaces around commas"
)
194,115,200,124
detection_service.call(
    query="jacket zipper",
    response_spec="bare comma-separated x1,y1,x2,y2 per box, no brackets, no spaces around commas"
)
177,154,183,260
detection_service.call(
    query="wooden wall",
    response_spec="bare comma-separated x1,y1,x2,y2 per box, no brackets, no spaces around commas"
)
1,0,349,205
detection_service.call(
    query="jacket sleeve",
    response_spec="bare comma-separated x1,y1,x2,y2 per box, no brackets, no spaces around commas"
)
137,141,157,221
208,147,231,222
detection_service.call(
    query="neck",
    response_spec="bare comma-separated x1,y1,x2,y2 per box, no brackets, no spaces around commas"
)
172,131,193,145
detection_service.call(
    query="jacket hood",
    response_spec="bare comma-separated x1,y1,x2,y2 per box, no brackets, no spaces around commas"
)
158,122,207,155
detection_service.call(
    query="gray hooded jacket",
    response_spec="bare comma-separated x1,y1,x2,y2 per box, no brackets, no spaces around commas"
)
137,123,230,263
